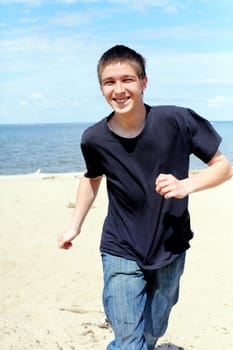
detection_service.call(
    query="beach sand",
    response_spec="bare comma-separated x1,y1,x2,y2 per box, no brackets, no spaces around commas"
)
0,173,232,350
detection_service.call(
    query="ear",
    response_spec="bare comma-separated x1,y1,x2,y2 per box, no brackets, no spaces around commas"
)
141,75,148,92
100,84,105,96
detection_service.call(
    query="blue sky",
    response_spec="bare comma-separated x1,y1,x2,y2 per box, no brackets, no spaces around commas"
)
1,0,233,124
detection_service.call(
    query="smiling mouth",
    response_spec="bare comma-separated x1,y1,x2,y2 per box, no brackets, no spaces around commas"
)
113,97,130,104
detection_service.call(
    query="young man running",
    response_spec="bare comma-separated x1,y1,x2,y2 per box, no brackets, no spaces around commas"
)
58,45,231,350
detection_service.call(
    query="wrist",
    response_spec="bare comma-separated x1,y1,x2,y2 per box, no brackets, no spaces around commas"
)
181,178,193,196
68,226,81,238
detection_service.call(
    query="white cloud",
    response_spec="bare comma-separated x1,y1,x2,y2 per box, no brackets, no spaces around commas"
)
0,107,8,119
0,0,100,3
50,11,99,27
109,0,180,13
160,77,233,85
20,92,47,107
1,31,232,121
51,13,88,27
146,51,233,84
1,0,233,122
20,17,41,24
129,23,233,42
58,0,99,3
208,96,233,108
57,0,78,3
0,0,42,5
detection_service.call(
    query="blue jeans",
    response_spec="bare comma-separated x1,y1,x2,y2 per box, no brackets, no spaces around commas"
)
102,252,186,350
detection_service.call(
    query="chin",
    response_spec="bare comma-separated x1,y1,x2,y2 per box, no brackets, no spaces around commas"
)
113,103,133,115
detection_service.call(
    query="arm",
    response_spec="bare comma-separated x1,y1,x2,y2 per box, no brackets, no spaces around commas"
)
155,151,232,200
57,175,103,249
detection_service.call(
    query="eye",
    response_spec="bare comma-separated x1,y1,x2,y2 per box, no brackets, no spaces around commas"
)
123,78,133,83
103,80,114,86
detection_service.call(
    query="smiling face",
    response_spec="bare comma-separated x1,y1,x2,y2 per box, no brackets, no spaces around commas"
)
100,61,148,117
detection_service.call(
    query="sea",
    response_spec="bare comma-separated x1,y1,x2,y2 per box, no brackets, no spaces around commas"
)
0,121,232,175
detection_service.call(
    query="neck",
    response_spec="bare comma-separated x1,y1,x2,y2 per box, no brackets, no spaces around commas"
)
109,104,146,138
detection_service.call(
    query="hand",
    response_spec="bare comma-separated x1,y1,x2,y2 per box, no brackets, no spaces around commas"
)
57,229,79,250
155,173,190,199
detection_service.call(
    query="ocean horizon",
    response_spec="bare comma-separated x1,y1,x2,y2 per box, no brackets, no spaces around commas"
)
1,121,232,176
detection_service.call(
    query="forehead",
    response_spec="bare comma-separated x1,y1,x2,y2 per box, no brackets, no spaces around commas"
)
100,61,138,80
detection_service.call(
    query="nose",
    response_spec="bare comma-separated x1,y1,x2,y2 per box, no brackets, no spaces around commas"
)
114,81,125,94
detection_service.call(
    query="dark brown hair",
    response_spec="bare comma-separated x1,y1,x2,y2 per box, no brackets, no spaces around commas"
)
97,45,146,83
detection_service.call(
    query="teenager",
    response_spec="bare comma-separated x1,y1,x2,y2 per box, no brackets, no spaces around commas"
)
58,45,231,350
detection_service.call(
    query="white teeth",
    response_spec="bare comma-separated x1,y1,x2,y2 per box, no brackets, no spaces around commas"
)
115,98,128,103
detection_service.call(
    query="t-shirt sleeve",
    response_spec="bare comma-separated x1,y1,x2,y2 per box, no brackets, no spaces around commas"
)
80,134,104,178
186,108,222,163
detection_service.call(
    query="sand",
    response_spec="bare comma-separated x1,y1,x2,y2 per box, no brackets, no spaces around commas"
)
0,172,232,350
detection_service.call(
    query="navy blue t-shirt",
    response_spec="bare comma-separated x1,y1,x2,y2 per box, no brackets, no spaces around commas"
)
81,105,221,269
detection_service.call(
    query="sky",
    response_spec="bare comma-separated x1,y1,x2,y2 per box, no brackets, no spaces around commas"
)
0,0,233,124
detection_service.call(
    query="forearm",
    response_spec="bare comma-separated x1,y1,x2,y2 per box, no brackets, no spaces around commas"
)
68,175,103,235
156,152,232,199
183,153,232,195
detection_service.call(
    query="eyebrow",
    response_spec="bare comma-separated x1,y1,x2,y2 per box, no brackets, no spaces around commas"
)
101,74,136,83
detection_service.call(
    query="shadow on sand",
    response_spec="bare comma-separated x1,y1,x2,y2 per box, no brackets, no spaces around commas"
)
157,343,185,350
